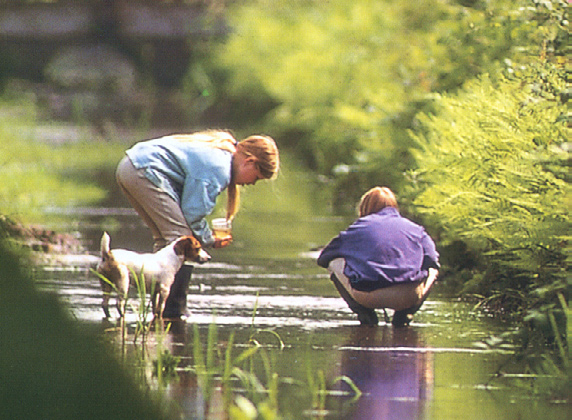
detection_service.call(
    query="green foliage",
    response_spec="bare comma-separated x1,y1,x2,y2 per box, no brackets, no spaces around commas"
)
0,236,174,420
0,97,125,224
212,0,450,176
153,349,181,380
188,322,283,419
198,0,566,206
411,67,567,261
186,321,362,419
409,60,569,333
428,0,568,90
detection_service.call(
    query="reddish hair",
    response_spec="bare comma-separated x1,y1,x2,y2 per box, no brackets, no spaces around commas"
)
358,187,398,217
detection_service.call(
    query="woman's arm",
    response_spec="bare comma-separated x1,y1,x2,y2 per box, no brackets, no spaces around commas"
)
180,178,218,246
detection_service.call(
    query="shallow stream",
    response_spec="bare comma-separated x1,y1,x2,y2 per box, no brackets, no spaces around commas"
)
33,158,565,420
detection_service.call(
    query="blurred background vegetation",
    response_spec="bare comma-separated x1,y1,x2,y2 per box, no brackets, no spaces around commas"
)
0,0,569,371
191,0,570,352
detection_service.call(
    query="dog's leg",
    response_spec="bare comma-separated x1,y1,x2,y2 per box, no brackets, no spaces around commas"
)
115,268,130,318
100,280,112,318
102,293,111,319
151,291,162,318
155,287,171,319
116,296,125,318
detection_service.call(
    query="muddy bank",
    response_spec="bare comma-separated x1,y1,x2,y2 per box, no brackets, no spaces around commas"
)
0,215,82,254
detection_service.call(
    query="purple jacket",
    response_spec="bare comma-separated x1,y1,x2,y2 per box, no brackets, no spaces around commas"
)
317,207,439,291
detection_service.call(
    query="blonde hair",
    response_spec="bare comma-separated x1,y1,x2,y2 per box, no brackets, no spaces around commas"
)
171,130,237,152
236,135,280,180
174,130,279,222
358,187,398,217
226,135,280,221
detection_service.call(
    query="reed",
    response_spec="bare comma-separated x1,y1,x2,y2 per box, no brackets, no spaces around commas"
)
190,322,219,405
303,336,361,417
130,268,157,343
152,323,180,387
91,268,183,420
90,268,157,344
186,320,362,420
88,279,363,418
185,321,282,418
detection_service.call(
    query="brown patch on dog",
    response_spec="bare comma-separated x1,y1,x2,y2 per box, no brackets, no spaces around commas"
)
96,249,127,318
173,236,202,259
98,256,121,283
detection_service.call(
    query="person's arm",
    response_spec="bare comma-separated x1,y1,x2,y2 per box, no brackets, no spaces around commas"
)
421,267,439,296
317,218,367,268
317,235,343,268
180,178,218,247
420,230,440,270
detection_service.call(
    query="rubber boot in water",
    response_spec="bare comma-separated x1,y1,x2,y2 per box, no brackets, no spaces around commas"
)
162,264,193,319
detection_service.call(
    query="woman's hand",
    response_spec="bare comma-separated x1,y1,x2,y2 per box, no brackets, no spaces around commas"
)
213,235,233,248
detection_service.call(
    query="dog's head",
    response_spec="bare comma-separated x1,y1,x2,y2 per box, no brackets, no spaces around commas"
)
174,235,211,264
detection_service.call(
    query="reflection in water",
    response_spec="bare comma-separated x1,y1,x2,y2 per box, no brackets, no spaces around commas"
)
22,158,567,420
336,327,433,420
162,321,207,420
35,257,565,420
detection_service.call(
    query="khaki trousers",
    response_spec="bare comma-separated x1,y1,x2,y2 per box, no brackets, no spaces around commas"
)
327,258,437,311
116,156,192,251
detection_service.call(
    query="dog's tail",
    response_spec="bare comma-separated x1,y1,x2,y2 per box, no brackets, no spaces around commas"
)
100,232,111,260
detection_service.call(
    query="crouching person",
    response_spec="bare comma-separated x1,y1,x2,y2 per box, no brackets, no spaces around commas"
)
317,187,439,327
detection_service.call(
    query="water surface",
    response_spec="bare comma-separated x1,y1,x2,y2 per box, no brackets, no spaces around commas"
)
34,159,566,420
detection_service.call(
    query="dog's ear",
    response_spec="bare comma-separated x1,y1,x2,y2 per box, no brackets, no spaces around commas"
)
173,238,187,257
174,236,200,257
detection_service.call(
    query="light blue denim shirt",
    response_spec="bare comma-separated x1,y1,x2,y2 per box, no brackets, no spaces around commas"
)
125,136,233,246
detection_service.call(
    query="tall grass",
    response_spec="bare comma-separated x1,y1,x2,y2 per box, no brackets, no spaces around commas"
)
91,268,158,344
90,274,363,418
303,335,362,417
186,318,361,419
93,267,184,415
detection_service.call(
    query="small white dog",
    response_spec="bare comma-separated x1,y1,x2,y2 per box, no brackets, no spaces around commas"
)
96,232,210,318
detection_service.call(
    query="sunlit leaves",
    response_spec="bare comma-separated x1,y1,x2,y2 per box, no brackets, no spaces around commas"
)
213,0,454,174
411,66,569,284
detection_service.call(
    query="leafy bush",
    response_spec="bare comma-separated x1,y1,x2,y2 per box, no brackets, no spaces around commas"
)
409,61,568,337
405,0,569,338
198,0,551,206
202,0,453,180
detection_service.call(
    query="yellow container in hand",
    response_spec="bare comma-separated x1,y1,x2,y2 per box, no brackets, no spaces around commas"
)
212,218,232,238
